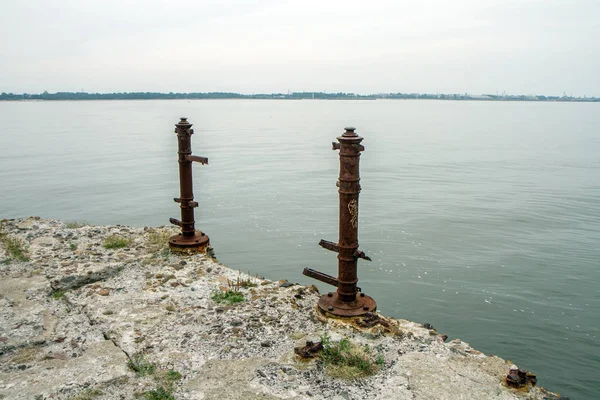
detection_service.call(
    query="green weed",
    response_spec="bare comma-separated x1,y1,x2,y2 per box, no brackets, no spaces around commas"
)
211,290,245,305
227,272,258,290
143,386,174,400
65,221,89,229
72,388,103,400
128,353,156,377
319,333,383,379
140,369,182,400
0,225,29,263
160,248,171,260
165,370,182,381
103,235,132,249
206,246,216,259
51,289,66,300
146,230,171,252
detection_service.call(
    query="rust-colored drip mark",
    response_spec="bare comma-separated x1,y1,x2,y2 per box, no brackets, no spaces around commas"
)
168,117,210,253
303,127,377,317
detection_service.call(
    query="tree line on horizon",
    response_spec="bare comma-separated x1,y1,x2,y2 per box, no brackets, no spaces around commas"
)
1,91,598,102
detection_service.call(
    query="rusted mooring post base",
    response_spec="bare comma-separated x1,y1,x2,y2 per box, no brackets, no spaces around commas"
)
168,117,210,254
168,231,209,254
317,291,377,317
303,127,377,318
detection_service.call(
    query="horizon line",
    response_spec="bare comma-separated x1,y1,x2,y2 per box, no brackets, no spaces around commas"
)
2,90,599,100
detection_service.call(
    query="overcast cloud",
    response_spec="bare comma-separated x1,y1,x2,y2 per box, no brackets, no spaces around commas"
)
1,0,599,95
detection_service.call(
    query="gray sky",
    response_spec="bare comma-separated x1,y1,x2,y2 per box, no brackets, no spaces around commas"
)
1,0,599,95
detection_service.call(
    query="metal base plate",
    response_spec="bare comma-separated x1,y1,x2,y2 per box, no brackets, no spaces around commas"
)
168,232,209,253
317,292,377,317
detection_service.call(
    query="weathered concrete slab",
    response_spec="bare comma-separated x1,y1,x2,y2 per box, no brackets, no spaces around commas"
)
0,218,561,400
0,340,130,400
184,358,284,400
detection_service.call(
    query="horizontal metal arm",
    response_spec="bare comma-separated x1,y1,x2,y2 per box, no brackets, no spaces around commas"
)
169,217,182,227
187,155,208,165
303,268,339,287
303,268,362,292
319,239,339,253
354,249,372,261
173,198,198,207
320,239,371,261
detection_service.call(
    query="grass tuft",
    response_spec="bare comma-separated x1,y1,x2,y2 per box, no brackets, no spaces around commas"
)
65,221,89,229
72,388,103,400
206,246,217,260
103,235,133,249
143,386,174,400
211,290,245,305
146,230,171,252
139,369,182,400
319,333,383,379
227,272,258,290
128,353,156,377
0,224,29,263
159,248,170,260
165,370,182,381
51,289,66,300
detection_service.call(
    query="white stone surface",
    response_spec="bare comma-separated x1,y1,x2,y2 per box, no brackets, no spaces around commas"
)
0,217,561,400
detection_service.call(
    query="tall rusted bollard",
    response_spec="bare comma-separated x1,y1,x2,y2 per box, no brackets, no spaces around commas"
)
168,117,210,252
303,127,376,316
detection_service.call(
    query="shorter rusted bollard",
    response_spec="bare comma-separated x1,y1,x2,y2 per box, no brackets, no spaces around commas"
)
303,127,377,317
168,117,209,253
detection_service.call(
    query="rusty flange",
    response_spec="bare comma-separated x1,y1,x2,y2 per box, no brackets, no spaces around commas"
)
168,231,209,253
317,291,377,317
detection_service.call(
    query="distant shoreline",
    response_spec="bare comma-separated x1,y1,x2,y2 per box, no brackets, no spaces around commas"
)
1,91,599,102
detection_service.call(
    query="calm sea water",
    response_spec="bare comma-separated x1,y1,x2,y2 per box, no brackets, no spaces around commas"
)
1,100,599,398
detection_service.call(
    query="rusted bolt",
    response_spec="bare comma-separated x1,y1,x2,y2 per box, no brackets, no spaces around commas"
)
327,292,333,297
360,292,365,297
328,306,334,311
363,305,369,311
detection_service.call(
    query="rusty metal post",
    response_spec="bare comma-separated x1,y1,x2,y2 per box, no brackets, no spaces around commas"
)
168,117,210,252
303,127,376,317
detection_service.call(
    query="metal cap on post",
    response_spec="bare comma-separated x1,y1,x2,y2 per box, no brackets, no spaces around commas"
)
303,127,377,317
168,117,210,252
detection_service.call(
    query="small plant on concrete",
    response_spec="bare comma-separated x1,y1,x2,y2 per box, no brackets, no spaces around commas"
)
165,370,182,381
206,246,217,260
51,289,66,300
227,271,258,290
69,242,78,251
143,386,174,400
140,369,182,400
128,353,156,377
319,333,383,379
72,388,103,400
211,290,245,305
0,225,29,263
65,221,89,229
160,248,171,260
146,230,172,252
103,235,132,249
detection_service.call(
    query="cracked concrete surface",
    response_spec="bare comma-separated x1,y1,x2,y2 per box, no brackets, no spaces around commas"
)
0,218,562,400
